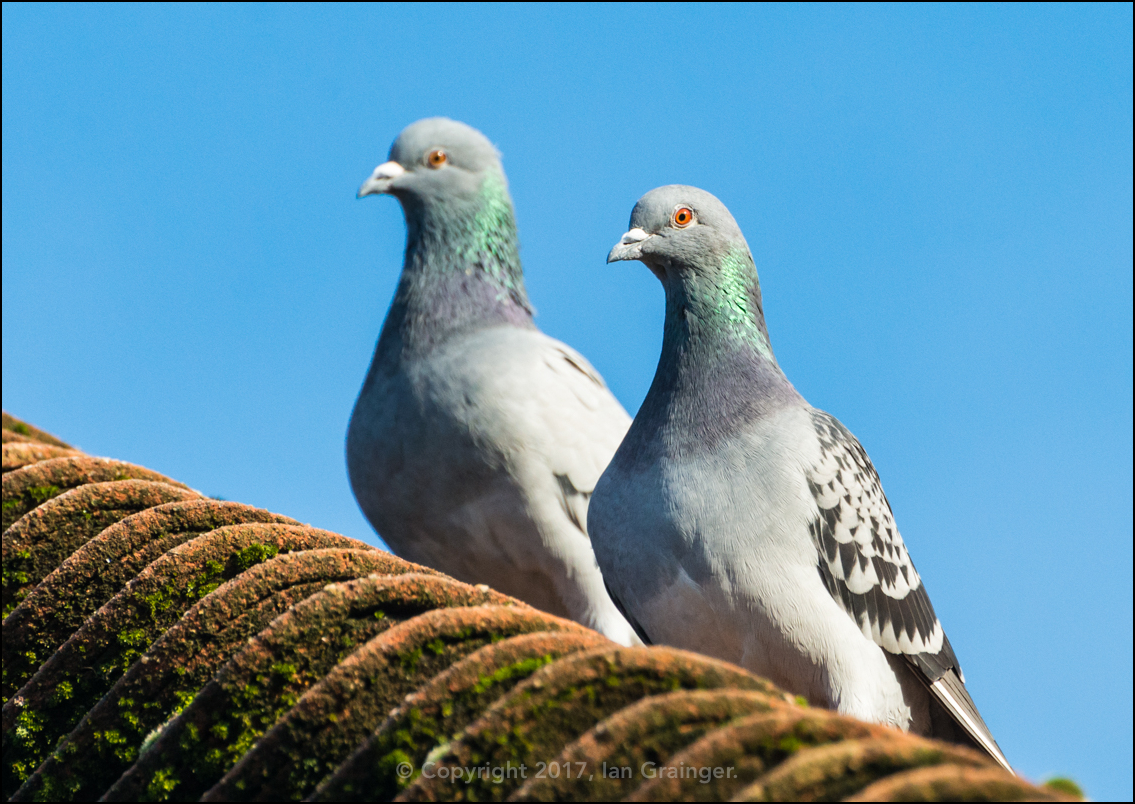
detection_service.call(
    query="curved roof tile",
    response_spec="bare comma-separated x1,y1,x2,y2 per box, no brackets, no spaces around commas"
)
2,443,82,474
1,524,357,797
2,456,191,530
626,708,895,801
3,500,298,697
1,413,71,449
314,629,609,802
103,574,509,801
208,604,590,801
513,688,788,802
400,646,780,802
13,548,407,803
2,479,200,617
846,763,1068,801
729,735,993,802
0,413,1071,802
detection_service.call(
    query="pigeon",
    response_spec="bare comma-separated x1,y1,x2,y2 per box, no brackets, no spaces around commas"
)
348,117,640,646
592,184,1011,770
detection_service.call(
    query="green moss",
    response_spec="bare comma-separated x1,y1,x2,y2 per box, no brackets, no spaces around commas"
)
399,647,424,673
777,734,803,754
472,655,552,695
425,638,446,656
146,767,180,801
7,707,47,787
125,599,403,797
1044,777,1084,799
32,770,82,802
270,663,298,681
26,485,62,505
2,540,288,799
185,559,226,601
48,681,73,705
12,706,46,746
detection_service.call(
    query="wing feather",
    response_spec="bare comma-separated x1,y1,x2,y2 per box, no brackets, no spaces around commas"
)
805,409,951,659
804,409,1011,771
527,337,631,537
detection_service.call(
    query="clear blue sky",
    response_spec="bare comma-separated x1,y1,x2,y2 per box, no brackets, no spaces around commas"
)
3,4,1130,797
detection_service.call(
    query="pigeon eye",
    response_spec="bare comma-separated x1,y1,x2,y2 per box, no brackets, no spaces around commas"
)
426,149,448,168
672,206,695,228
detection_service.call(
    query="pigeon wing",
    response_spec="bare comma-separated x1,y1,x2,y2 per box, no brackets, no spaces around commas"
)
805,409,1011,771
528,336,632,538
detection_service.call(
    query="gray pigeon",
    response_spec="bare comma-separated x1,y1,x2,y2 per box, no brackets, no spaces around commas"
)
349,118,640,645
593,184,1011,769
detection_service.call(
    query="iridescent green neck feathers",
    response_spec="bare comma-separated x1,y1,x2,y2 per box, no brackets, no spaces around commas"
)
670,246,776,363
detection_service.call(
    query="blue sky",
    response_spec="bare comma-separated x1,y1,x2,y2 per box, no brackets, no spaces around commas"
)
3,3,1130,797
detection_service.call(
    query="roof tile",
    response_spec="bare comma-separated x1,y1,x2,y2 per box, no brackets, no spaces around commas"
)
2,479,200,617
0,412,1068,802
3,500,298,696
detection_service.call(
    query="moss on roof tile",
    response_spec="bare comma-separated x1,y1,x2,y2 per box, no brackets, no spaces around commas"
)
2,456,190,531
0,412,1066,803
514,689,787,802
401,646,781,802
313,629,609,802
625,708,895,801
3,500,298,699
727,735,991,803
2,480,200,618
1,413,72,449
13,547,425,803
208,603,588,801
1,524,357,797
104,574,509,802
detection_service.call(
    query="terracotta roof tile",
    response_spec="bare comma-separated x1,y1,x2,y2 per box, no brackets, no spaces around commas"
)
400,646,779,802
314,629,609,802
2,443,82,474
514,689,787,802
1,524,358,797
626,708,896,801
208,604,589,801
3,500,298,697
14,548,404,803
730,735,993,802
1,413,71,449
845,763,1070,801
2,479,200,616
0,412,1069,802
102,574,509,801
2,456,191,530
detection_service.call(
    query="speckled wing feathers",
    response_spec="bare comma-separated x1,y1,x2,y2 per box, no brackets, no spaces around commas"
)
805,410,956,670
803,410,1011,770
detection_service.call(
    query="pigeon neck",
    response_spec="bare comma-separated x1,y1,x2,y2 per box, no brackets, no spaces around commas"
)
662,247,778,365
623,249,799,456
385,173,534,356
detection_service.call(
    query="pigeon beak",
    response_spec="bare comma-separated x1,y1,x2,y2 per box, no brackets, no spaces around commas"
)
357,161,406,198
607,228,651,263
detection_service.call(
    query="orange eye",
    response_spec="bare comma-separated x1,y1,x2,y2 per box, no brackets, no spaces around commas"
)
672,206,694,228
427,149,448,168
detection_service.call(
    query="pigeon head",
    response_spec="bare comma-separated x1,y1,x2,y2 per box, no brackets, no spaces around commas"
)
357,118,532,338
609,185,776,361
358,117,506,211
606,185,751,277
